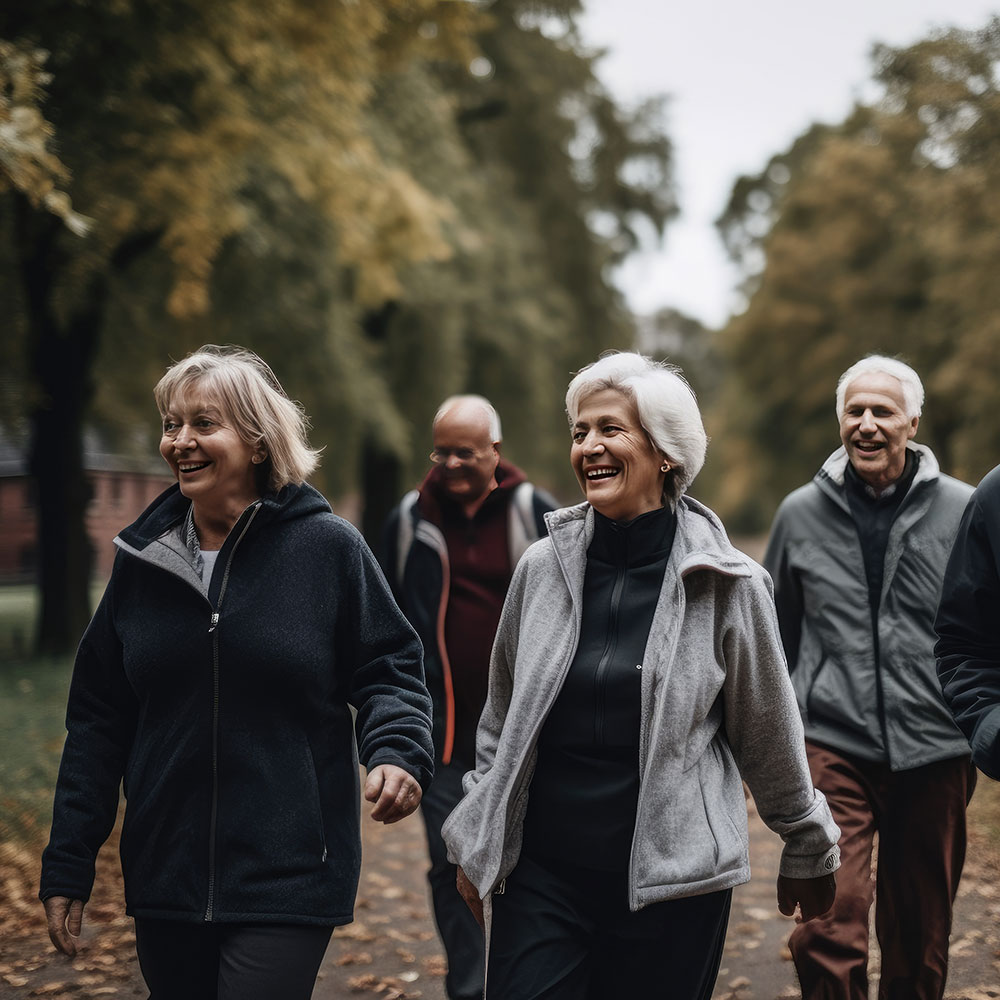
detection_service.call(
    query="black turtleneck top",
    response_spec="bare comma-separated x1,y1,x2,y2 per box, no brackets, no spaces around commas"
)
521,505,676,871
844,450,918,624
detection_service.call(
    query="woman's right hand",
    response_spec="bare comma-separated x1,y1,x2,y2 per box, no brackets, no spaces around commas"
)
455,865,484,929
43,896,85,956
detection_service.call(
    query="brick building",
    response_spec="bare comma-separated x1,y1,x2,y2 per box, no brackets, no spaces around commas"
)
0,434,174,583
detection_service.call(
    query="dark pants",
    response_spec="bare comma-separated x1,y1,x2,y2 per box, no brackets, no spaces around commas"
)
790,742,975,1000
487,851,731,999
420,760,485,1000
134,919,333,1000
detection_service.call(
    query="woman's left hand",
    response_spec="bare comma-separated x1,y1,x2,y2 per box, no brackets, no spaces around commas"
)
776,872,836,922
364,764,422,824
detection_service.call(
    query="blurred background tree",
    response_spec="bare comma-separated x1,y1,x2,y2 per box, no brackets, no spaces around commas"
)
0,0,677,653
709,18,1000,532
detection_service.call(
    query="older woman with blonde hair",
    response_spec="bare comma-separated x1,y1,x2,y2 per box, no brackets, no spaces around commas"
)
443,351,841,999
40,345,433,1000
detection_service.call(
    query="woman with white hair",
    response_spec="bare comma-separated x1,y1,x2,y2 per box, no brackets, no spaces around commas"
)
442,351,841,998
40,345,433,999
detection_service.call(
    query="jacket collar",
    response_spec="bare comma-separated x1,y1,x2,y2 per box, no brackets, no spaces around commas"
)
814,441,939,510
116,481,331,552
113,481,330,597
544,496,753,609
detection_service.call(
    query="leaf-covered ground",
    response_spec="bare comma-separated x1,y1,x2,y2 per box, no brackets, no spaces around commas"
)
3,785,999,999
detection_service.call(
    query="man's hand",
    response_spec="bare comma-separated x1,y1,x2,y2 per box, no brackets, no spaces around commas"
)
456,865,484,929
43,896,85,957
364,764,422,824
777,873,836,922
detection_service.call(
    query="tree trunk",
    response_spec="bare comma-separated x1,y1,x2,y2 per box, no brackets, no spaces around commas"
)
359,301,402,548
17,194,102,656
360,436,402,549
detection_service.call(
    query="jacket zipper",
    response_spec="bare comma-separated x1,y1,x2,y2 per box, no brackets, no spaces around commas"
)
594,547,627,745
204,501,261,922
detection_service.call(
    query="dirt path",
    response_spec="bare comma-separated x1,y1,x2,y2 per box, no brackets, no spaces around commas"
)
312,791,1000,1000
713,793,1000,1000
4,788,999,1000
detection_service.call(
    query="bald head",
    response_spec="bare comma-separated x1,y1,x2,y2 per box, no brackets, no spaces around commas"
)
433,395,502,443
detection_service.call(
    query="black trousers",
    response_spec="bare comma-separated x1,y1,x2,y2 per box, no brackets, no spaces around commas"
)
488,852,731,1000
133,919,333,1000
420,759,486,1000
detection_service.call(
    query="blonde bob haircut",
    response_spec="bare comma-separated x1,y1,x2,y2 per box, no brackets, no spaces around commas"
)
154,345,321,493
565,351,707,504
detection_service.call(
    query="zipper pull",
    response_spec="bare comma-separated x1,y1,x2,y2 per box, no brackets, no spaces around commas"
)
208,612,220,634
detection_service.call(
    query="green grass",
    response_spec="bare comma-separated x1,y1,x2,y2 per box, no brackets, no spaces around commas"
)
0,582,107,661
0,584,94,844
0,655,72,844
0,585,40,661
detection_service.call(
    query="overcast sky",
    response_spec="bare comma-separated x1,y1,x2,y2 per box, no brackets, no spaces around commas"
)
577,0,998,328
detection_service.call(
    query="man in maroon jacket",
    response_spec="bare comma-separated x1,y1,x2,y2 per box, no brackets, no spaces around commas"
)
381,396,555,1000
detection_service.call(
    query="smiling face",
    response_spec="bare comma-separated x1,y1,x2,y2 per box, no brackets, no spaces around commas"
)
839,371,918,492
571,388,666,522
431,402,500,511
159,385,263,521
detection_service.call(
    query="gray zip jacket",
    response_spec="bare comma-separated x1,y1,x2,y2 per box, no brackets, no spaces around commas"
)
764,443,972,770
442,498,840,912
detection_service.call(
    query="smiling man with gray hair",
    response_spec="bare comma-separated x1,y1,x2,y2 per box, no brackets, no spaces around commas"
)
764,354,975,1000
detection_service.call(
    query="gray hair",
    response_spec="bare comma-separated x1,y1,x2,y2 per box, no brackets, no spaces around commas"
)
835,355,924,420
154,345,321,493
565,351,707,503
434,395,502,443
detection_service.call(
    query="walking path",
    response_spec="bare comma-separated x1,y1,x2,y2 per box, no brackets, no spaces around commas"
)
313,790,1000,1000
4,785,998,998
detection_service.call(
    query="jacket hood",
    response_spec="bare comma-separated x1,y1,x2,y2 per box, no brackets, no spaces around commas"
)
545,497,753,581
117,481,332,552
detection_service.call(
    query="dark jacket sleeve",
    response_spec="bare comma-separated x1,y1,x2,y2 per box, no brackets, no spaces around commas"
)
40,564,138,902
763,500,805,673
935,472,1000,778
344,532,434,790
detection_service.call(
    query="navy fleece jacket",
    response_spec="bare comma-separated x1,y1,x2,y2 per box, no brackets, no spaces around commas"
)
40,482,433,925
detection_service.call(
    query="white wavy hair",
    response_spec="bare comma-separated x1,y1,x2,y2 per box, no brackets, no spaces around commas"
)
835,355,924,420
565,351,707,503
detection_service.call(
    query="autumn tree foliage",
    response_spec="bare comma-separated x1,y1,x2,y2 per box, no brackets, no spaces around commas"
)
712,18,1000,530
0,0,677,652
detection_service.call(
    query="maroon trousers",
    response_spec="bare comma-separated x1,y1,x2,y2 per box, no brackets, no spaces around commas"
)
790,742,975,1000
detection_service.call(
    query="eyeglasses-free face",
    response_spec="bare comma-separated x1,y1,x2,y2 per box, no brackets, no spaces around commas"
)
839,372,918,494
571,388,667,522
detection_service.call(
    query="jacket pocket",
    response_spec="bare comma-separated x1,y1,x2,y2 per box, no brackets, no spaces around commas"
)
637,738,746,889
305,741,328,863
805,654,876,735
221,733,331,879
